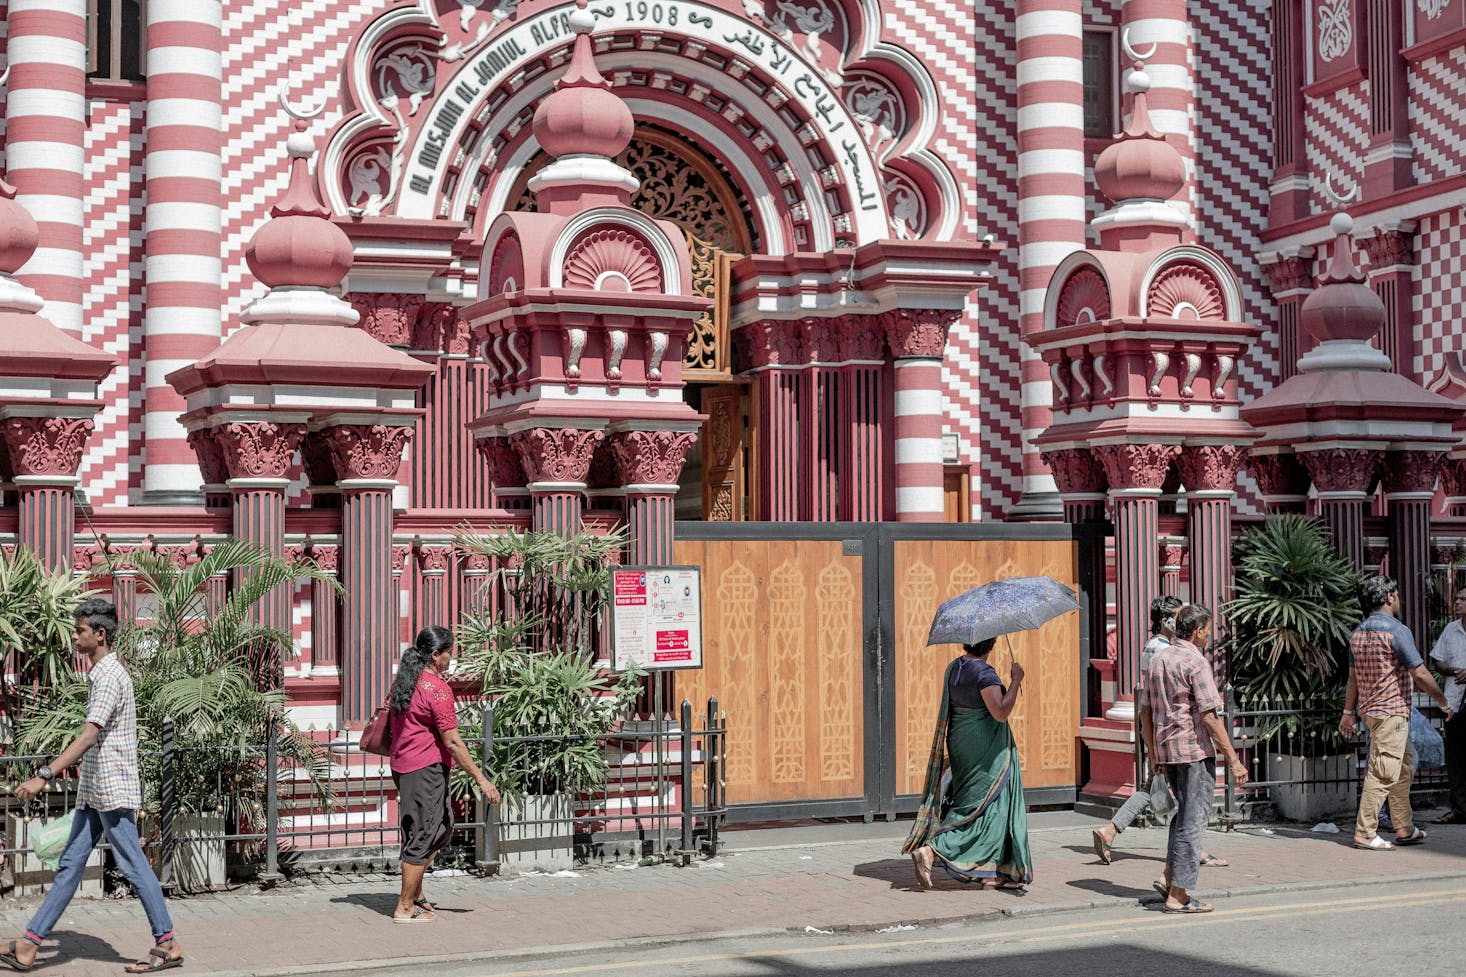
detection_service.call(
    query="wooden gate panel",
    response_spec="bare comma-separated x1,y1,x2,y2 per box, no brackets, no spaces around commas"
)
674,537,865,805
892,538,1080,794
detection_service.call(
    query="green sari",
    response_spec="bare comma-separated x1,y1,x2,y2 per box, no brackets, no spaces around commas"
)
902,657,1033,884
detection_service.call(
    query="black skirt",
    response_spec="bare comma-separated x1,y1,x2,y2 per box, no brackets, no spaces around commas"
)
393,763,452,865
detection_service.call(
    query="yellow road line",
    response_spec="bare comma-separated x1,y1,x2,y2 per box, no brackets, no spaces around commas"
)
481,885,1466,977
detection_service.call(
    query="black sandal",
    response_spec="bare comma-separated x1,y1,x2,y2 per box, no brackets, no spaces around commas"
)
122,945,183,973
0,941,36,973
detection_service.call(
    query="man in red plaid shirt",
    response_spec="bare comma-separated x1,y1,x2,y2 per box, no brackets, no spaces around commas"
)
1341,574,1452,851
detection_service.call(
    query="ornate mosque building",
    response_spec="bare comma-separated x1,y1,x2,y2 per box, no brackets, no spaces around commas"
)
0,0,1463,807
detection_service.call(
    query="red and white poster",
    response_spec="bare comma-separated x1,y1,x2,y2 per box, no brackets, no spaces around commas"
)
609,566,703,671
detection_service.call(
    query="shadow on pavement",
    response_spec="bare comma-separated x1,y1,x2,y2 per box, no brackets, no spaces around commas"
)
1056,843,1165,863
329,892,401,918
37,930,133,969
1066,877,1154,901
721,942,1293,977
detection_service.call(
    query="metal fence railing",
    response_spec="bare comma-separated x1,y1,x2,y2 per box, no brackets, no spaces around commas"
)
0,698,727,892
1221,689,1448,824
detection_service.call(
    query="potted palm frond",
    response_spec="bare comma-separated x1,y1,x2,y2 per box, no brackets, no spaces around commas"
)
452,527,644,872
1223,515,1364,820
13,540,339,891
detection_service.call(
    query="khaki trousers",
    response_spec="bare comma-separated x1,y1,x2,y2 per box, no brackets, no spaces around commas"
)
1355,714,1414,841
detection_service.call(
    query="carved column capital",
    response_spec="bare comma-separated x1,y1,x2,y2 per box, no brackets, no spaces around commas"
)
348,292,423,347
610,430,699,487
734,320,802,370
309,543,339,573
212,421,306,480
1093,443,1181,492
881,308,960,359
476,436,527,489
321,424,414,481
799,317,841,363
1300,447,1383,495
1263,254,1316,296
839,314,887,361
186,428,229,486
1248,452,1312,499
1362,229,1415,270
510,427,605,484
1,416,94,478
1176,444,1248,493
1440,457,1466,501
1041,448,1108,496
416,544,452,574
1382,450,1447,496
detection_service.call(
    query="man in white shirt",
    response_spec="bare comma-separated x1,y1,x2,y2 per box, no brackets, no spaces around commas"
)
1430,586,1466,824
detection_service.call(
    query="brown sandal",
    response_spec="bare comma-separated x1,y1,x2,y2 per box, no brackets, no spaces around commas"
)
122,945,183,973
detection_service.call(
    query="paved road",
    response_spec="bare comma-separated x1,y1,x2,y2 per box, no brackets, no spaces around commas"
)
333,876,1459,977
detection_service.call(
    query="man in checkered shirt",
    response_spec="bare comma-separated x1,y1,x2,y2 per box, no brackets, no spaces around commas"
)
0,599,184,974
1340,575,1452,852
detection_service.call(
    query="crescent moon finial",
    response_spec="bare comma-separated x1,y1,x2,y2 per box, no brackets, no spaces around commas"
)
279,84,326,122
1322,171,1360,208
0,66,10,90
1121,27,1158,63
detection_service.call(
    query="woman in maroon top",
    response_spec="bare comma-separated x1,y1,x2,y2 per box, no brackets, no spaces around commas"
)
387,626,500,923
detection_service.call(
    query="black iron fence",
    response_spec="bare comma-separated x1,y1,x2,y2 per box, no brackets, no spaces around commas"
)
0,699,727,892
1221,689,1449,824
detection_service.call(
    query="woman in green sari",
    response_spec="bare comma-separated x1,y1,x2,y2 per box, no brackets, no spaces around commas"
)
903,637,1033,889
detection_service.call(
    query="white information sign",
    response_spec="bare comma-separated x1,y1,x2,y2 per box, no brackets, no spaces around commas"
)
609,565,703,671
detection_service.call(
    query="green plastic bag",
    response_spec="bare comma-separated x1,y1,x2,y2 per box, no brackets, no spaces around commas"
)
30,811,76,870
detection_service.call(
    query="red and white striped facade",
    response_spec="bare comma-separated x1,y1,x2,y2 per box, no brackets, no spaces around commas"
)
0,0,1463,732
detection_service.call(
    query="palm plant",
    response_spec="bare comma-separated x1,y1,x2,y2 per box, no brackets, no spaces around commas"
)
0,545,98,720
14,539,339,825
450,526,644,802
1223,515,1364,749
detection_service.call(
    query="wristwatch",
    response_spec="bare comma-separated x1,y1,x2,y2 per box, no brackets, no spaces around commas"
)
35,765,53,782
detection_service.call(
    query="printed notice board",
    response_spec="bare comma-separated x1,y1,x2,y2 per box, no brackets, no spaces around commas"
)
609,565,703,671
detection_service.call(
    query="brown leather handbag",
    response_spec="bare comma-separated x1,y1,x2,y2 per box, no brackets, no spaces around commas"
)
359,703,392,756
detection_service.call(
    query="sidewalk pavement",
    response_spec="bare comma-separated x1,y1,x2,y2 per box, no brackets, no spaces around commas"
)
5,809,1466,976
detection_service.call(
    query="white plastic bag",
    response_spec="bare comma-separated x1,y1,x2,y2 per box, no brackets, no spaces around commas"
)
1147,772,1178,817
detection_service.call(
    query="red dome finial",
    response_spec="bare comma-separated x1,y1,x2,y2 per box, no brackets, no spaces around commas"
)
1299,212,1385,345
1093,59,1187,205
245,121,354,289
532,0,634,159
0,172,40,276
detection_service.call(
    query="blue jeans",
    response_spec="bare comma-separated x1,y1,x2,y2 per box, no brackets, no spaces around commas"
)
26,808,173,944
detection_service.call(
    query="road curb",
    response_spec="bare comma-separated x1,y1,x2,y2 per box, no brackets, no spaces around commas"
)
204,869,1466,977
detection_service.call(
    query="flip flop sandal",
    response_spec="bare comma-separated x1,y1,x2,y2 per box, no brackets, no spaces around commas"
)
1092,829,1113,865
1151,880,1171,899
413,898,438,911
0,942,36,973
393,906,435,924
1395,827,1427,846
1162,900,1213,914
122,946,183,973
1433,812,1466,824
1352,836,1395,851
1198,853,1229,867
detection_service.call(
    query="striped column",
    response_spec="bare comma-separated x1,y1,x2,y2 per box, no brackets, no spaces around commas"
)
203,543,228,616
739,321,802,520
308,544,340,675
1268,0,1309,225
1362,228,1416,379
1014,1,1086,517
1263,251,1315,381
143,0,224,502
414,545,452,630
1301,448,1382,571
1159,544,1183,598
212,422,303,653
1096,443,1179,702
884,310,954,523
1041,447,1108,523
611,430,697,565
322,423,414,724
340,482,396,723
510,427,604,537
1120,0,1196,233
5,0,87,334
1384,452,1447,647
839,316,886,521
1178,444,1246,683
1363,0,1412,196
1,415,94,570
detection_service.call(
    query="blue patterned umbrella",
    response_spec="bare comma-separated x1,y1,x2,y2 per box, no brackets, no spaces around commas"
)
926,575,1079,646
